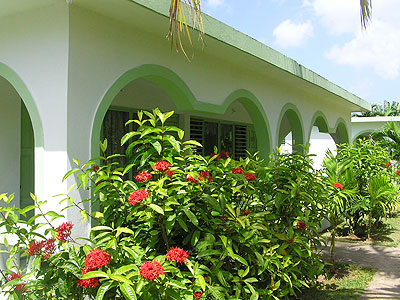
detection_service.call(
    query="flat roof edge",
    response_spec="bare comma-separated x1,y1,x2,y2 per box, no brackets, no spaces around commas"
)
352,116,400,123
128,0,371,111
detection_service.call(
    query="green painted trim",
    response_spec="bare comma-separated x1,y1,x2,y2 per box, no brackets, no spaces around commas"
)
126,0,371,112
352,130,373,143
276,103,305,153
0,62,44,200
0,63,44,148
334,118,350,144
91,64,271,161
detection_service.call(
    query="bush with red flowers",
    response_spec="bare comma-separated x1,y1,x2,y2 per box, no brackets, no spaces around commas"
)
1,109,328,300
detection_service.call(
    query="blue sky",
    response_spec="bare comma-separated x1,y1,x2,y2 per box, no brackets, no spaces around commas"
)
202,0,400,105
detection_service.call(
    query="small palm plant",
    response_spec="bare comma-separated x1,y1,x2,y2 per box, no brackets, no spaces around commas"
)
323,151,357,262
365,176,397,240
373,121,400,160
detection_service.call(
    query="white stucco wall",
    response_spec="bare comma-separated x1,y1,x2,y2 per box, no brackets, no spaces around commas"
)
309,126,337,169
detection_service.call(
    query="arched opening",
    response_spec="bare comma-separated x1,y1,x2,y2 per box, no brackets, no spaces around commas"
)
353,130,372,143
92,65,271,162
332,119,350,145
0,65,42,270
276,104,304,153
308,113,337,169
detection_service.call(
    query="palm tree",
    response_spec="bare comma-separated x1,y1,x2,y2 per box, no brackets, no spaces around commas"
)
168,0,372,56
373,121,400,160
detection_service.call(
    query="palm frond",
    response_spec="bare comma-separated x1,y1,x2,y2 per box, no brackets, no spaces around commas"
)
360,0,372,29
168,0,204,60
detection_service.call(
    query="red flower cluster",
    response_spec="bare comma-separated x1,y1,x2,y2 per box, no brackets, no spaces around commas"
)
242,210,250,216
154,160,171,171
297,221,307,231
27,238,56,259
397,170,400,176
166,247,189,263
56,222,73,242
166,169,175,178
85,248,112,270
244,173,256,181
199,170,214,182
92,165,100,172
128,189,150,206
77,267,99,289
333,182,343,190
187,175,199,183
139,260,164,281
387,162,392,167
194,291,203,299
232,168,244,174
135,171,152,182
210,152,229,160
7,273,26,291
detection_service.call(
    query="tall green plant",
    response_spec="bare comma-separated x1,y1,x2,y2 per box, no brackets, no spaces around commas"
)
322,151,357,262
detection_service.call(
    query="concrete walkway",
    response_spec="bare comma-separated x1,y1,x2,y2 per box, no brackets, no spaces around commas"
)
321,241,400,299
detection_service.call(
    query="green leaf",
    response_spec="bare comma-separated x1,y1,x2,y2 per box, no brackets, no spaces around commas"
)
196,275,207,290
183,208,198,226
91,226,113,231
121,132,140,146
148,204,164,215
100,139,108,153
120,283,137,300
80,210,88,223
203,194,223,213
177,216,189,232
116,227,135,237
167,279,187,289
96,281,113,300
231,254,248,266
82,271,109,279
191,230,200,246
166,135,181,152
116,264,138,275
109,274,133,285
151,141,162,155
62,168,80,182
58,277,67,298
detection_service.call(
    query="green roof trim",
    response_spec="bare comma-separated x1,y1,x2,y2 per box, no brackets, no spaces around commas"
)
127,0,371,111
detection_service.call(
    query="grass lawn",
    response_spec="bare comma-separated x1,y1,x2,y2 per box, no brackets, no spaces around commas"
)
296,264,376,300
323,214,400,248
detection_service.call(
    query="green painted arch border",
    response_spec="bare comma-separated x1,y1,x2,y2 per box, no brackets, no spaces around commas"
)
352,129,373,143
91,64,272,160
0,63,44,148
334,118,350,144
276,103,305,152
0,62,44,200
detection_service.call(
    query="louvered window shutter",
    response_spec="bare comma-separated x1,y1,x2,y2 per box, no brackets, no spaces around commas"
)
190,118,204,154
234,125,247,160
246,125,258,155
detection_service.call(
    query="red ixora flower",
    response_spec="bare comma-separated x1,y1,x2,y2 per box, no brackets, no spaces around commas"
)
92,165,100,172
166,169,175,178
200,170,214,182
244,173,257,181
154,160,171,172
77,267,100,289
135,171,152,182
386,162,392,167
397,170,400,176
139,260,164,281
7,273,26,291
232,168,244,174
84,248,112,270
128,189,150,206
333,182,343,190
187,175,199,183
297,221,307,231
210,152,229,160
242,210,250,216
27,240,45,256
42,238,56,259
194,291,203,299
166,247,189,263
56,222,73,242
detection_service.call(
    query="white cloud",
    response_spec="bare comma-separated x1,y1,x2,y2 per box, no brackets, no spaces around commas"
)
204,0,224,8
273,19,313,48
310,0,400,79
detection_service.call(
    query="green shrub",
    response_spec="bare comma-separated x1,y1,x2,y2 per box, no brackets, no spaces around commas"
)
0,109,325,299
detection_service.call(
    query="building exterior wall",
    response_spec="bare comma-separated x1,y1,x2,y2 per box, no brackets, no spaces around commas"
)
351,117,400,142
0,1,367,239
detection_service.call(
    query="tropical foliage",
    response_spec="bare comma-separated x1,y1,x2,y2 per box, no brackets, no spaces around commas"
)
354,101,400,117
1,109,327,300
373,121,400,160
